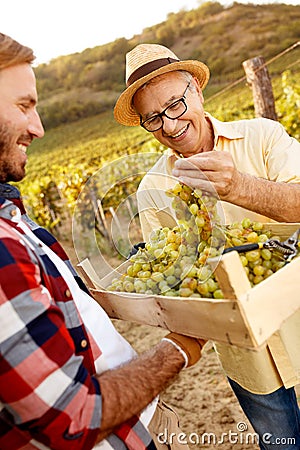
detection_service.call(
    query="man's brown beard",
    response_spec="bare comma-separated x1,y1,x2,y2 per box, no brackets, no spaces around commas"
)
0,124,26,183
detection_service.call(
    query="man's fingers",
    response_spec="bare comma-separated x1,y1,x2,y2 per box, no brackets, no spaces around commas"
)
173,168,208,179
176,176,216,193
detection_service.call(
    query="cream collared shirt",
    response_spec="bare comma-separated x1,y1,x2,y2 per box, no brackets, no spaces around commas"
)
137,114,300,394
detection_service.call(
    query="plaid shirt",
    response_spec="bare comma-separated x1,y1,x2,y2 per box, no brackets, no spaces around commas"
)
0,184,156,450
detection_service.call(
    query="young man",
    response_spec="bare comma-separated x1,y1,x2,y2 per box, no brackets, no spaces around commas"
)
0,34,205,450
114,43,300,449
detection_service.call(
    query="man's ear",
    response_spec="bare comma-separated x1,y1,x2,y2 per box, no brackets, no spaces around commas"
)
192,76,204,103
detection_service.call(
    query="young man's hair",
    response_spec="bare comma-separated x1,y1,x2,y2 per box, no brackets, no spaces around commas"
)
0,33,35,70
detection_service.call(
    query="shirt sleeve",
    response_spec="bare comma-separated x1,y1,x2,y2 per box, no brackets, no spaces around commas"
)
0,226,101,449
264,119,300,183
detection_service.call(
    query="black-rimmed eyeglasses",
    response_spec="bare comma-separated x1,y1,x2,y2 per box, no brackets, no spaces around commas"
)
140,80,191,132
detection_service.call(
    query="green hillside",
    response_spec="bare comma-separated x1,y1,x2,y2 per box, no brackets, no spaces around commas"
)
34,1,300,129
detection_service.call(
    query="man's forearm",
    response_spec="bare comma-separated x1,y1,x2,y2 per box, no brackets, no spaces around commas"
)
95,340,185,442
227,172,300,222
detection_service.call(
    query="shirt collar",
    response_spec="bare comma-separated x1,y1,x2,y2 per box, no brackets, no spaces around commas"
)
166,112,244,161
0,183,21,199
0,183,23,213
206,112,244,141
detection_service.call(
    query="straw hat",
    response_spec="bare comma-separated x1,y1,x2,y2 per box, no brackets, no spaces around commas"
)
114,43,210,127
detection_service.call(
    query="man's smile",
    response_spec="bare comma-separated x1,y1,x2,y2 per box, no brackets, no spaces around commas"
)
166,123,189,139
18,143,27,154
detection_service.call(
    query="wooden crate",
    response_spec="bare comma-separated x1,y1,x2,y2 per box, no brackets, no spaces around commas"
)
86,223,300,350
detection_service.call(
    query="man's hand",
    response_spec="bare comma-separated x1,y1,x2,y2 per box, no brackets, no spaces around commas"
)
172,152,241,201
162,332,206,368
173,151,300,222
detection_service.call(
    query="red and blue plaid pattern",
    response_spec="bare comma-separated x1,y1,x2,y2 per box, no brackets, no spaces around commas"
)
0,184,156,450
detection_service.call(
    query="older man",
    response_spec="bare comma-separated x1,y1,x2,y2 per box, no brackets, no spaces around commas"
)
114,43,300,449
0,34,205,450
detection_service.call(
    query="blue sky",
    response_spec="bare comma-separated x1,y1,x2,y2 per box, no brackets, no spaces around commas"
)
1,0,298,65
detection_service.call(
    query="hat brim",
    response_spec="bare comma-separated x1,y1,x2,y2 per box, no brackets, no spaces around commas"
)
114,60,210,127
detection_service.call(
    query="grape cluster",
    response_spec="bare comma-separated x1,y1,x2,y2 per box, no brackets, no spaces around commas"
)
224,218,287,285
108,183,298,298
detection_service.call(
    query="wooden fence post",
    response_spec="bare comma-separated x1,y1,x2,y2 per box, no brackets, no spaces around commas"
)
242,55,278,121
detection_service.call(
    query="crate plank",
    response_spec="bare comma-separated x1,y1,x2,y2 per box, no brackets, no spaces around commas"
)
209,251,251,300
261,222,299,238
238,255,300,346
91,289,253,347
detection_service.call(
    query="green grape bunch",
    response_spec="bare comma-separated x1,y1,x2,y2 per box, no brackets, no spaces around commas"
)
224,218,299,286
108,182,300,298
108,182,225,298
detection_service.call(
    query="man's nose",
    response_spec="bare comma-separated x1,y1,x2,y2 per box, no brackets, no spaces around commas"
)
28,109,45,138
161,116,178,135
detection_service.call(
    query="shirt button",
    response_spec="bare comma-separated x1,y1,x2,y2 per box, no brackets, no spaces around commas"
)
10,209,18,216
65,289,71,298
81,339,88,348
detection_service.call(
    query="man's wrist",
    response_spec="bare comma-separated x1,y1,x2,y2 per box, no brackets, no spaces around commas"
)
161,333,204,368
161,337,188,368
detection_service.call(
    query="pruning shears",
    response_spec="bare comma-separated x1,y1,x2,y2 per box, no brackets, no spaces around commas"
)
223,228,300,262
